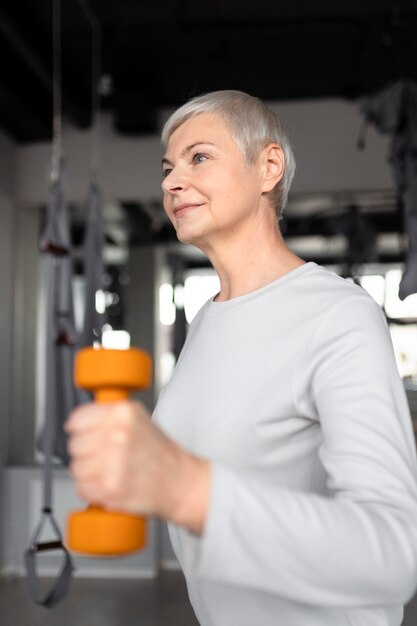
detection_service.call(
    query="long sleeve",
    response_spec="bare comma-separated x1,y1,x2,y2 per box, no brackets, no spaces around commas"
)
192,296,417,607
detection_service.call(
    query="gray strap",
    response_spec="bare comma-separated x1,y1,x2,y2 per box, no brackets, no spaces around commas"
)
37,171,79,464
361,80,417,299
39,178,70,254
24,508,74,609
26,171,75,608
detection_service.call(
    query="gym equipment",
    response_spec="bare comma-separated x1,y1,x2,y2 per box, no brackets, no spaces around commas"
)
25,168,76,608
25,0,76,608
66,346,152,556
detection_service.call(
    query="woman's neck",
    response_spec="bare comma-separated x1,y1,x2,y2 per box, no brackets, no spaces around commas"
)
204,226,305,302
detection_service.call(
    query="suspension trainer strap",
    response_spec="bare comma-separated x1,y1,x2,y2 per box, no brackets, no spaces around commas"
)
24,508,74,609
25,181,75,608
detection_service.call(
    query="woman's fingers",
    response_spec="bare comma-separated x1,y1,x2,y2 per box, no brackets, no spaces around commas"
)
66,401,153,508
65,399,209,532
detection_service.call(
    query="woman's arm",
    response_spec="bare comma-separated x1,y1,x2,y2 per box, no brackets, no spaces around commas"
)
188,298,417,606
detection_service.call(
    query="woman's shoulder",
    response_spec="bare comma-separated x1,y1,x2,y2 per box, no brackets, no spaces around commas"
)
284,262,387,341
296,262,379,309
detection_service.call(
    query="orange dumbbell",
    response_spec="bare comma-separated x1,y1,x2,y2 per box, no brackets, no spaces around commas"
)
66,346,153,557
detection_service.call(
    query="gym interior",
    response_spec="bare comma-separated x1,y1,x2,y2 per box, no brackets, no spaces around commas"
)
1,1,417,625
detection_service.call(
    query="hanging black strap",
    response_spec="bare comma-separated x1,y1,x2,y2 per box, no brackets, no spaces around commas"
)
24,508,74,609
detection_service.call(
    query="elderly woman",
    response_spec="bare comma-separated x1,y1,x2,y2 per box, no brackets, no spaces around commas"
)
67,90,417,626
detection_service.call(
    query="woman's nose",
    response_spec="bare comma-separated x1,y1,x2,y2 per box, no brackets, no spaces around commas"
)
162,168,189,194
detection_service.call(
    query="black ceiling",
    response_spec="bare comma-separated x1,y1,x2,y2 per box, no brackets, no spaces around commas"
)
1,0,417,143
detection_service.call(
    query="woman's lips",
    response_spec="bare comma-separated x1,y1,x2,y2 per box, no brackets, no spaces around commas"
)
173,203,203,217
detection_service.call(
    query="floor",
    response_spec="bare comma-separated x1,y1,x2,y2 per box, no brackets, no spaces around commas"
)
0,570,199,626
1,570,417,626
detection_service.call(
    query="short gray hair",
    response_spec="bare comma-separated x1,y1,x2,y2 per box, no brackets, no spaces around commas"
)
161,90,296,218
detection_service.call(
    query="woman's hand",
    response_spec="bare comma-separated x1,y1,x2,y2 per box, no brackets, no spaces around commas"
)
65,401,210,535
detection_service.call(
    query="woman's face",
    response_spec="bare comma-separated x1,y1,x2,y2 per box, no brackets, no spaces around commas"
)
161,113,268,251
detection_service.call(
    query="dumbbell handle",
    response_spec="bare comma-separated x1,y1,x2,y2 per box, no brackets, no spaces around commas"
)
95,388,129,402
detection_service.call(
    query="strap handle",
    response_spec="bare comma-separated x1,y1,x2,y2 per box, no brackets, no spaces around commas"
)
24,508,74,609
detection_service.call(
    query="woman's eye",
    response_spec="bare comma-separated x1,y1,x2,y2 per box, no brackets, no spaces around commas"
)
162,168,172,178
192,153,208,164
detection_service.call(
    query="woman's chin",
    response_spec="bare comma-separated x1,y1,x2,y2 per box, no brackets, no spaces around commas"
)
175,226,203,247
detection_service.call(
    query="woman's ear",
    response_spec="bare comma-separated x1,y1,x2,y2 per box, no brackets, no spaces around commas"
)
261,144,285,193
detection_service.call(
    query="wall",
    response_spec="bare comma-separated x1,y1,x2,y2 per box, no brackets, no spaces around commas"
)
9,207,41,464
269,99,393,194
0,128,16,570
1,97,395,575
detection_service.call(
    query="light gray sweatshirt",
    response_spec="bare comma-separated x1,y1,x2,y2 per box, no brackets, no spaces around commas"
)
153,262,417,626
